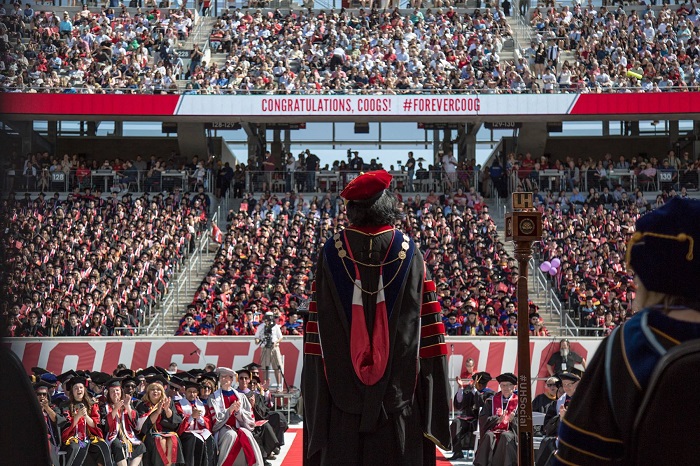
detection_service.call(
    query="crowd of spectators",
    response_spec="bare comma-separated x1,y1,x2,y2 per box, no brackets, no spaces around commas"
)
0,184,211,338
522,149,700,335
526,2,700,92
0,3,195,92
504,149,699,194
174,187,553,337
12,150,219,195
3,2,700,93
201,6,516,93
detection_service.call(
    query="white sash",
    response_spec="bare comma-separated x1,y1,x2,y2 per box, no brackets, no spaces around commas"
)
178,398,211,440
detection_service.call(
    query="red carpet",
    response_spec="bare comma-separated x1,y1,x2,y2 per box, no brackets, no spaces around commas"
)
276,426,454,465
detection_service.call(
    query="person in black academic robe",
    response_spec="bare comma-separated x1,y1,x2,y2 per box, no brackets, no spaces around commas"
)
246,375,287,453
136,377,185,466
237,370,280,460
448,372,494,460
302,171,451,466
35,381,67,466
474,373,519,466
175,382,216,466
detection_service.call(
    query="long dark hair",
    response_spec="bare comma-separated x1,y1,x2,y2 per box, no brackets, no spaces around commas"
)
346,190,403,226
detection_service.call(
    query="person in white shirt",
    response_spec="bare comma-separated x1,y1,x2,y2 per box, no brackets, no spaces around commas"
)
254,312,284,390
542,67,557,93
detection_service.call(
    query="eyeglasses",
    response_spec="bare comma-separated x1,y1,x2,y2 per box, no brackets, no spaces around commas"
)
36,392,49,397
546,383,557,387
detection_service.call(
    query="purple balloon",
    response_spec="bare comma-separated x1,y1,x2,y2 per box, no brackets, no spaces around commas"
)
548,267,558,276
551,258,561,269
540,261,551,272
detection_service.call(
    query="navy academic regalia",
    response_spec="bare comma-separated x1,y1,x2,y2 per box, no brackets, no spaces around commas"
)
303,225,451,465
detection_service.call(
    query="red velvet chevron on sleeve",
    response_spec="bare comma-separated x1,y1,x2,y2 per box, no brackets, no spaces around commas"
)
419,279,447,359
304,280,322,356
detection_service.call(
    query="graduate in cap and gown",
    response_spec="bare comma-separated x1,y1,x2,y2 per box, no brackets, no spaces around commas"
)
135,371,185,466
449,372,495,460
175,380,216,466
302,170,452,466
35,380,67,466
101,377,146,466
58,375,113,466
474,372,519,466
207,367,265,466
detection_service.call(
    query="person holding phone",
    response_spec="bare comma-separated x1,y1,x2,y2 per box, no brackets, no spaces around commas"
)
59,376,112,466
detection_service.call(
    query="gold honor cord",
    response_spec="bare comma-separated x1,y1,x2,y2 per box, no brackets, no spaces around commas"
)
625,231,694,267
335,230,410,296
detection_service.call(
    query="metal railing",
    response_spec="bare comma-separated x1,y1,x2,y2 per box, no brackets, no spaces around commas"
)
242,169,481,194
3,168,214,194
528,256,569,335
1,85,697,95
146,212,215,336
511,168,699,195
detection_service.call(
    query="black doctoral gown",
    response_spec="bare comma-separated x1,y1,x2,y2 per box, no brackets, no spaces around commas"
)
302,226,451,466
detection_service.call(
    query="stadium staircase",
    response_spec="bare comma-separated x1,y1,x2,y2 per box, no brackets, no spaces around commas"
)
487,197,562,335
146,228,219,336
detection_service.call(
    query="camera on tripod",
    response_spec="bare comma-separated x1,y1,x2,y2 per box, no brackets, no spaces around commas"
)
262,311,276,349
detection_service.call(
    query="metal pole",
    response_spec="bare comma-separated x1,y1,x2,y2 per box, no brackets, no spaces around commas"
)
515,242,534,466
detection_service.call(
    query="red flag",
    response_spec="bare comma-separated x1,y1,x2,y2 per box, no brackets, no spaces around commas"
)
497,282,509,293
211,224,223,243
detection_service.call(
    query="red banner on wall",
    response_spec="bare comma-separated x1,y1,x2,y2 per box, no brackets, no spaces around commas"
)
6,337,602,393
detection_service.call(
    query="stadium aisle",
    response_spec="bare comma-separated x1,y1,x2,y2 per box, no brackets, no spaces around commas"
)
269,424,470,465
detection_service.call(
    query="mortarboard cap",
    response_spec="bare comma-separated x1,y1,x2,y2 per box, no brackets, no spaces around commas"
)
340,170,393,201
182,380,201,391
64,376,88,392
236,369,251,378
169,375,185,388
496,373,517,385
627,197,700,299
105,377,124,388
115,369,135,379
33,380,55,391
32,367,50,376
242,362,263,371
145,374,169,386
199,372,219,386
558,372,581,382
89,371,111,386
57,370,78,384
473,372,492,384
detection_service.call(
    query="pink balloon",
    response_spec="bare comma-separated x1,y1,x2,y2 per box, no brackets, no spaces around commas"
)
551,258,561,269
540,261,551,272
548,267,558,276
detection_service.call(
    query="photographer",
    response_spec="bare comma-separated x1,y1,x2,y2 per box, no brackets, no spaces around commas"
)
254,311,284,391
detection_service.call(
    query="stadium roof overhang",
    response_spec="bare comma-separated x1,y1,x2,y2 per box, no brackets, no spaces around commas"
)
1,93,699,123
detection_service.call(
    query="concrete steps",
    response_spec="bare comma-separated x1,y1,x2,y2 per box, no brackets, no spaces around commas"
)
160,251,218,334
487,197,562,335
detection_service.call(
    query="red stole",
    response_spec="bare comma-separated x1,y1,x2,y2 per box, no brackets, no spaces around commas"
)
221,391,256,466
492,392,518,432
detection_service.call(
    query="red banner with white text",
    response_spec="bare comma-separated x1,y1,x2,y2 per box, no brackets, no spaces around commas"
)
5,337,602,394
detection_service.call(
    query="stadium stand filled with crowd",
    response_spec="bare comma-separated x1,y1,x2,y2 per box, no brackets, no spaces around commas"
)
0,184,210,337
3,1,699,93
